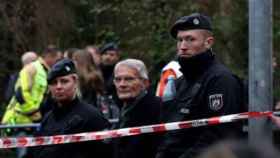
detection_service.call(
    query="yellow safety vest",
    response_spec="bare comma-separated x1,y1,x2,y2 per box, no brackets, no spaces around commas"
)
2,59,48,124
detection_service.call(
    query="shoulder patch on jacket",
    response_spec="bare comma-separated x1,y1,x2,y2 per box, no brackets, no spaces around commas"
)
209,94,223,111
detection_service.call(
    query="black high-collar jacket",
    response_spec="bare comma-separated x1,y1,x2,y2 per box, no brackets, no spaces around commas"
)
178,49,215,81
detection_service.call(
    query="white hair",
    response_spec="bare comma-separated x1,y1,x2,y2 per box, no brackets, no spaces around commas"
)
21,51,38,65
114,58,149,80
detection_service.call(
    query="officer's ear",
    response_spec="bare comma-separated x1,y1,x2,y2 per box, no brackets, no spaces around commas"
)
204,37,214,49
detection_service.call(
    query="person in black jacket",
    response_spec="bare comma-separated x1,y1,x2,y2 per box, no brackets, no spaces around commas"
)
99,42,122,120
113,58,161,158
27,59,111,158
100,42,120,97
156,13,245,158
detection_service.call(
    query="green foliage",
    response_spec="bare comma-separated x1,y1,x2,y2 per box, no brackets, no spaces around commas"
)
0,0,279,101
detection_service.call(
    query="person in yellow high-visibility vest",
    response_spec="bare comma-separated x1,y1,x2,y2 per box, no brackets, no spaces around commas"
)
1,47,63,125
4,51,38,104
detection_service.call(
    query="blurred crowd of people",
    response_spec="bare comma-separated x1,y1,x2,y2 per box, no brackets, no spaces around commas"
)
0,12,280,158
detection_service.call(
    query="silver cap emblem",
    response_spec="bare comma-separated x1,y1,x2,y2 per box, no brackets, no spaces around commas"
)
65,66,71,72
193,18,200,25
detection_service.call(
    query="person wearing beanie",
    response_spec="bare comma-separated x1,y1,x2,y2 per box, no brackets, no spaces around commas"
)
100,42,120,96
99,42,122,119
156,13,245,158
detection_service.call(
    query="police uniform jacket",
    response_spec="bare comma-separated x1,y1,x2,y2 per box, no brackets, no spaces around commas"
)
114,90,161,158
28,97,111,158
157,50,244,158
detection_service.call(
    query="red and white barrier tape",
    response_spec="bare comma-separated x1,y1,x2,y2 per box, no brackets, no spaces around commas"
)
0,111,277,149
0,119,119,129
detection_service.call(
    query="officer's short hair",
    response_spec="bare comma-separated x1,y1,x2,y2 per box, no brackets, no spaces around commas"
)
170,13,212,39
114,59,149,80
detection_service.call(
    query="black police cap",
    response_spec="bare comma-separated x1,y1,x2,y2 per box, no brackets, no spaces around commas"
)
170,13,212,39
100,42,119,54
47,59,76,83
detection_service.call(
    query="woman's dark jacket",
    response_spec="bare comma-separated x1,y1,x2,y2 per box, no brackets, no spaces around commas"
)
27,97,111,158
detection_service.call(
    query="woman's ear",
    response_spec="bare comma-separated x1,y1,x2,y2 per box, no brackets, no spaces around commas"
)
71,74,79,85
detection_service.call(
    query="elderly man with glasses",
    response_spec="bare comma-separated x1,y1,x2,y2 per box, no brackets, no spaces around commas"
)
112,58,161,158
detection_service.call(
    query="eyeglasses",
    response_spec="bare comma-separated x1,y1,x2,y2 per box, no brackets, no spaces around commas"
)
113,76,141,84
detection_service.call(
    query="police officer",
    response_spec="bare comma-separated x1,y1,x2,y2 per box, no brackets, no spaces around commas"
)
156,13,244,158
27,59,111,158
